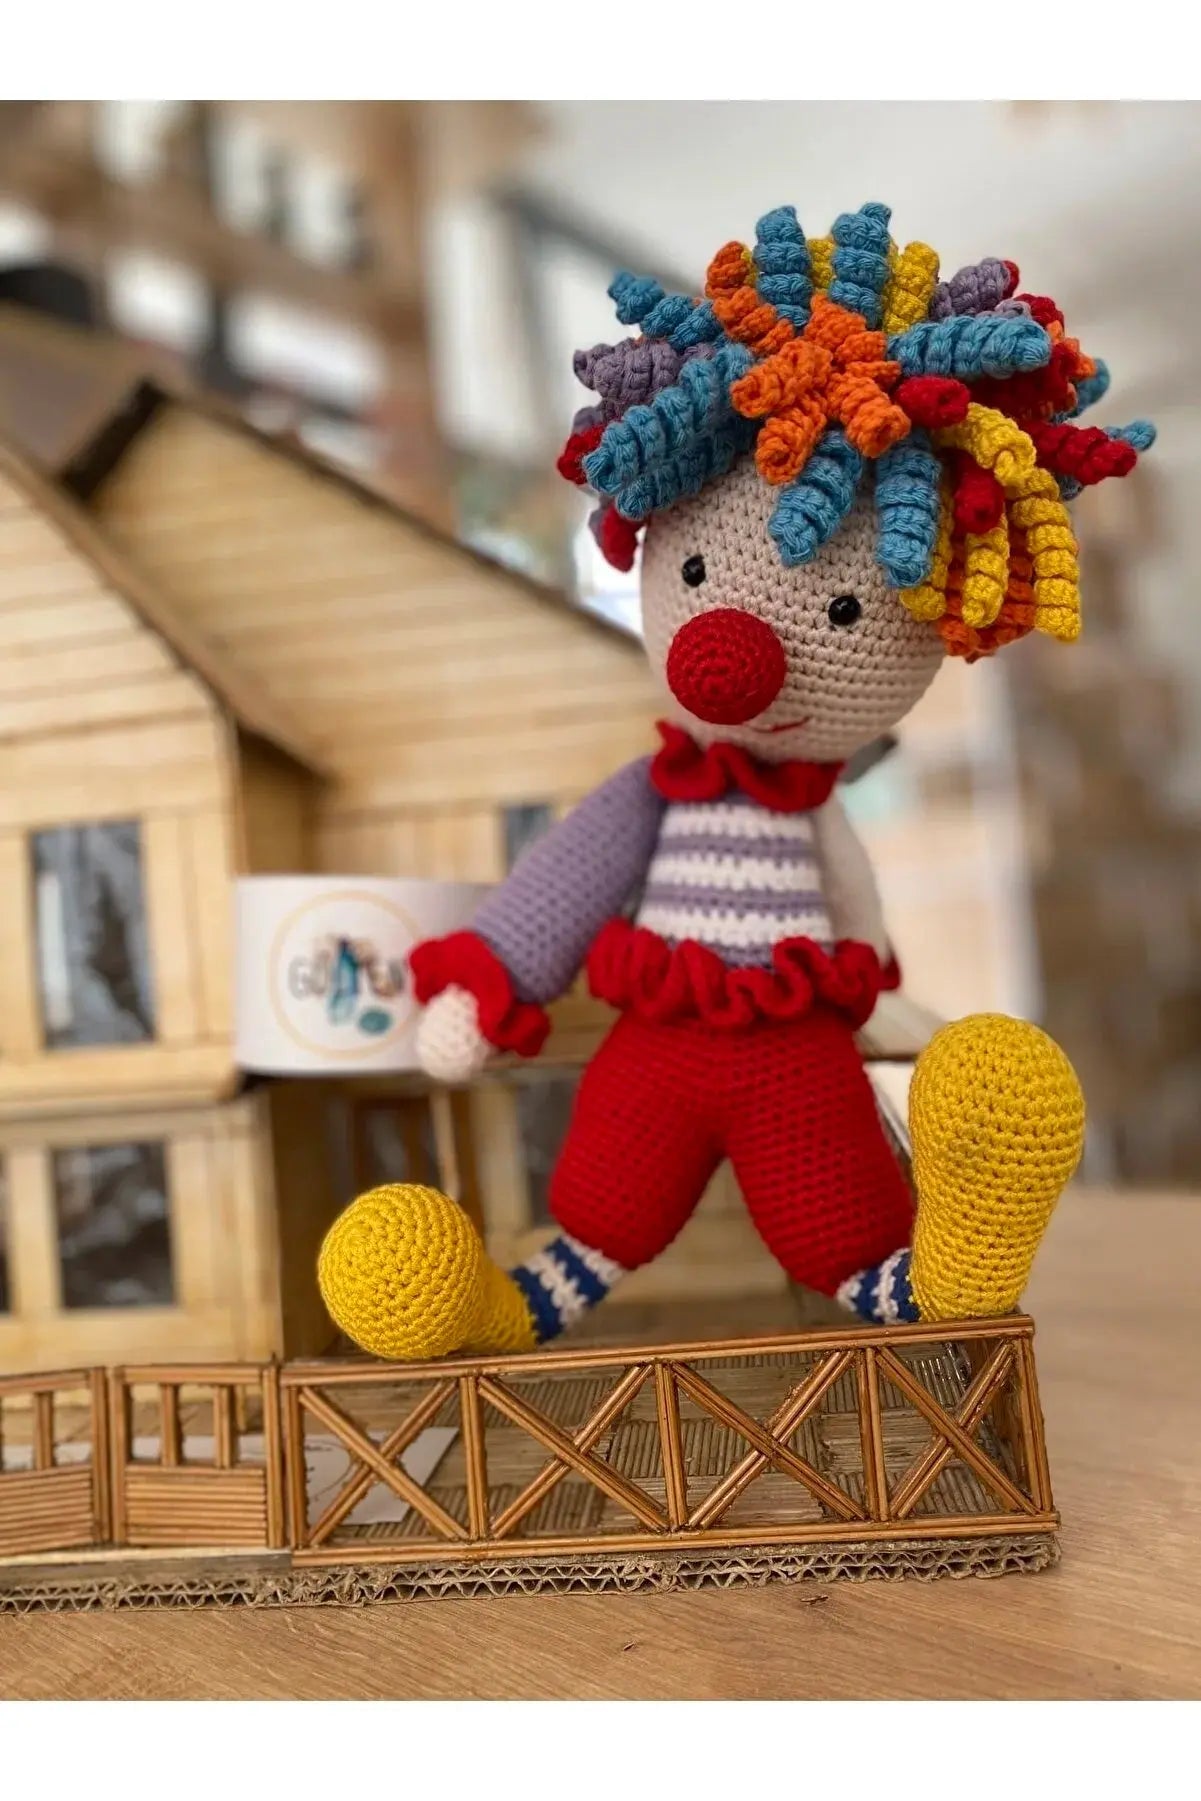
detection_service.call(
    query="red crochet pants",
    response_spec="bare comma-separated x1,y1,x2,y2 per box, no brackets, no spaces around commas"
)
550,1010,913,1295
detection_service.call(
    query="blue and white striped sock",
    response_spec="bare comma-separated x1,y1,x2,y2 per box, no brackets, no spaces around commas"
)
836,1247,920,1324
509,1234,627,1344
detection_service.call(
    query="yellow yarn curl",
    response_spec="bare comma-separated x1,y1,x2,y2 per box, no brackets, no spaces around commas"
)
909,1015,1085,1321
807,234,834,295
1007,466,1081,641
899,479,954,621
317,1183,537,1362
960,511,1010,629
933,404,1036,490
882,241,940,335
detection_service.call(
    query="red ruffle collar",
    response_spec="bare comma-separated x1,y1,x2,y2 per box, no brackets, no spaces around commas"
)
650,721,843,814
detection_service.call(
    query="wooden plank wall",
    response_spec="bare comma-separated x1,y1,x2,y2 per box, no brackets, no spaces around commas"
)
236,735,316,874
88,407,660,884
0,470,242,1116
0,480,213,746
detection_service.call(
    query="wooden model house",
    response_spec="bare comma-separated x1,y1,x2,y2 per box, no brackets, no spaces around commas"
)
0,327,796,1374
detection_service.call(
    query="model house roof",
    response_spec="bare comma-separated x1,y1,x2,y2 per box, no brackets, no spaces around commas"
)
78,382,638,643
0,435,329,773
0,304,638,647
0,301,152,477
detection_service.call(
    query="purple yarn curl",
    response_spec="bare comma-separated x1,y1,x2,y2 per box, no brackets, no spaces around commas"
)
574,338,682,413
929,257,1013,320
572,336,717,423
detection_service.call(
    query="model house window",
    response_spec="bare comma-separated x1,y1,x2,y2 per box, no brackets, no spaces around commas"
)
515,1074,580,1228
32,823,155,1048
352,1098,439,1190
0,1160,9,1315
53,1142,173,1309
502,803,554,872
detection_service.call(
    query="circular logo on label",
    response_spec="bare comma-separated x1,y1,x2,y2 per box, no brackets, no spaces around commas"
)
266,889,421,1061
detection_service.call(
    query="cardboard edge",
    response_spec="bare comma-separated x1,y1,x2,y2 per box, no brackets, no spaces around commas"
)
0,1533,1060,1615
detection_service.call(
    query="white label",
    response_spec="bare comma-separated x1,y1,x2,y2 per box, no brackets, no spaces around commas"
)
235,876,489,1074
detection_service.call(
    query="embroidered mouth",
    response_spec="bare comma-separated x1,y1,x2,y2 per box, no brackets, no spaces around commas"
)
746,716,811,736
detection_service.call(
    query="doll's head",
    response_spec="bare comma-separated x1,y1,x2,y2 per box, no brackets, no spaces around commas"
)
640,459,940,761
559,201,1155,764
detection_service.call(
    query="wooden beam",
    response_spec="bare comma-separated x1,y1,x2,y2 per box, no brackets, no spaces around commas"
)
0,146,425,341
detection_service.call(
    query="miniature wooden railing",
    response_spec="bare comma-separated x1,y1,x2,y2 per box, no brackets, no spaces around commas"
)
0,1369,110,1559
107,1364,286,1551
0,1316,1055,1568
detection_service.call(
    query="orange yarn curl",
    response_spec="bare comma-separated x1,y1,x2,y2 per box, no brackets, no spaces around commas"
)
705,242,793,356
707,248,912,489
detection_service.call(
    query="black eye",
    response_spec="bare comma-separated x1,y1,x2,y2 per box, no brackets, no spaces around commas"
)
682,555,706,588
828,593,862,627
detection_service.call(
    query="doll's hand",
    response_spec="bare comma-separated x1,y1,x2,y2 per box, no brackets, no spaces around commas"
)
415,986,491,1084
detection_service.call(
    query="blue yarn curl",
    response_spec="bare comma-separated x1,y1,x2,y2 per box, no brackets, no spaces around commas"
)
640,293,723,350
890,314,1050,379
666,299,723,350
1108,419,1156,452
873,431,942,588
769,429,864,567
754,206,811,329
1063,360,1110,417
609,272,722,353
609,271,662,327
614,418,757,519
829,203,892,329
636,292,696,341
582,343,754,507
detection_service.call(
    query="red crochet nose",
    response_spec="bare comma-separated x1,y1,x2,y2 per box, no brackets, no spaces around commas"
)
665,608,787,725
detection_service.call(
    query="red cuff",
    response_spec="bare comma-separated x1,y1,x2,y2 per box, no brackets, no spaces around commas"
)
409,931,551,1058
880,952,902,992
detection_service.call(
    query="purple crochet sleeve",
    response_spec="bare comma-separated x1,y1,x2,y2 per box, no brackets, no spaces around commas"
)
472,755,664,1004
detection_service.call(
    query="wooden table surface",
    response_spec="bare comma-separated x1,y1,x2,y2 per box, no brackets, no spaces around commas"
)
1,1189,1198,1700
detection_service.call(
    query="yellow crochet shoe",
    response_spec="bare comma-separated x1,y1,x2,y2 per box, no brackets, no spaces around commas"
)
317,1183,538,1361
908,1014,1085,1321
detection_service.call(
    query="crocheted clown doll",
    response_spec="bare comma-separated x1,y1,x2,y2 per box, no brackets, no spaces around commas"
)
319,201,1153,1362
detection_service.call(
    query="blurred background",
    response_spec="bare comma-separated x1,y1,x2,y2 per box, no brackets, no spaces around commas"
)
0,95,1196,1208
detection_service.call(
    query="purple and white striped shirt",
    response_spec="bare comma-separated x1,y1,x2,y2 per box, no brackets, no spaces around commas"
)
465,752,845,1006
635,794,832,967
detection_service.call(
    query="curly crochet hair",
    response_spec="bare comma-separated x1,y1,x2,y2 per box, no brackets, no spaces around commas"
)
557,201,1155,660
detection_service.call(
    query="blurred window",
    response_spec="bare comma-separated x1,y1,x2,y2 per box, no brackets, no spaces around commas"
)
572,519,642,638
353,1099,440,1189
32,823,155,1048
503,803,554,871
106,250,209,355
53,1142,173,1310
514,1074,579,1228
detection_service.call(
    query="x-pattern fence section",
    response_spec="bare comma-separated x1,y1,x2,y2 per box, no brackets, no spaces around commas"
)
279,1316,1054,1566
